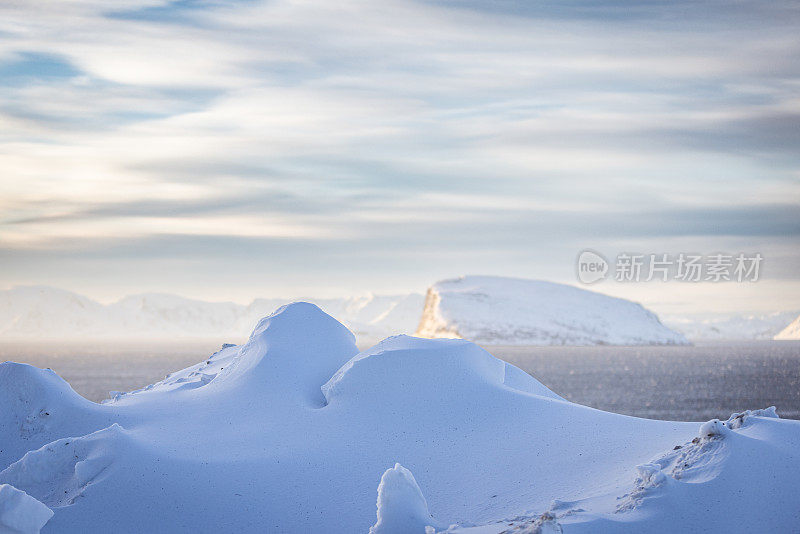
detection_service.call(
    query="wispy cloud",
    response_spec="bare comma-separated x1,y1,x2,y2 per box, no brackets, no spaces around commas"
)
0,0,798,309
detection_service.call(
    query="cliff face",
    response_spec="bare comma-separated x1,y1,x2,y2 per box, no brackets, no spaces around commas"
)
775,315,800,340
415,287,459,339
415,275,689,346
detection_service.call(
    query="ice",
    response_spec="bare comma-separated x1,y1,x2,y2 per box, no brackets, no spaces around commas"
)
0,302,798,532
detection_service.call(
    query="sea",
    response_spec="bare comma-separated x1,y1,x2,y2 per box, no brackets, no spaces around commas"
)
2,340,798,422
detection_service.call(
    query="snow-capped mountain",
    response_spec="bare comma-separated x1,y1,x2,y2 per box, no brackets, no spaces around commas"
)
0,286,424,343
416,275,689,345
662,310,800,341
775,315,800,340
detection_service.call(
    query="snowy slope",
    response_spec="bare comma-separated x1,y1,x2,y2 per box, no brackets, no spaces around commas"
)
0,286,423,343
663,310,799,341
0,303,797,533
775,315,800,340
416,276,688,345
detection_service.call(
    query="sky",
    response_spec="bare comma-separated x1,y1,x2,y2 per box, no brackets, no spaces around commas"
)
0,0,799,314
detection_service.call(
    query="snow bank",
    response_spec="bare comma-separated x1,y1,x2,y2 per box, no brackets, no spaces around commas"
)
1,302,797,533
416,276,688,345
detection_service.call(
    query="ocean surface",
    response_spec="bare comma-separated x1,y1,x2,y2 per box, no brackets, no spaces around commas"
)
2,340,799,422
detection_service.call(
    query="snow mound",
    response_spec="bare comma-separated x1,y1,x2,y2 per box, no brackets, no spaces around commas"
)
0,484,53,534
1,302,797,533
369,463,444,534
775,314,800,339
217,302,359,406
416,276,688,345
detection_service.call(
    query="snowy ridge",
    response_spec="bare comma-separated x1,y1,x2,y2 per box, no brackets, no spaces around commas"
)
1,303,797,533
416,276,689,345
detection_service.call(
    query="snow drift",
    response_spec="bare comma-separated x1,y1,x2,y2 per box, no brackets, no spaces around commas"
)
1,303,797,533
416,276,688,345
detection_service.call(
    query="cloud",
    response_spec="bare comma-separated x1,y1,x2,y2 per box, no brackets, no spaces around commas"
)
0,0,798,310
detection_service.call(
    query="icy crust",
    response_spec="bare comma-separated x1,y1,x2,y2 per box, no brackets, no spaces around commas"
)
0,303,798,533
416,276,689,345
0,484,53,534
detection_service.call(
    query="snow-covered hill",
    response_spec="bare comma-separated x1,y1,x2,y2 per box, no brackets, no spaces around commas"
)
775,315,800,340
0,286,423,343
1,303,798,533
662,310,799,341
416,276,688,345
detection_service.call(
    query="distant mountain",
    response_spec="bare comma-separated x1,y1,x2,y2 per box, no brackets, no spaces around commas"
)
662,310,800,341
415,275,688,345
0,286,424,343
775,315,800,340
0,286,111,338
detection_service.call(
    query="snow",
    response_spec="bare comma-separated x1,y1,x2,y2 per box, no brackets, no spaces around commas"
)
0,286,423,344
369,463,444,534
416,276,688,345
1,302,798,533
0,484,53,534
775,314,800,340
